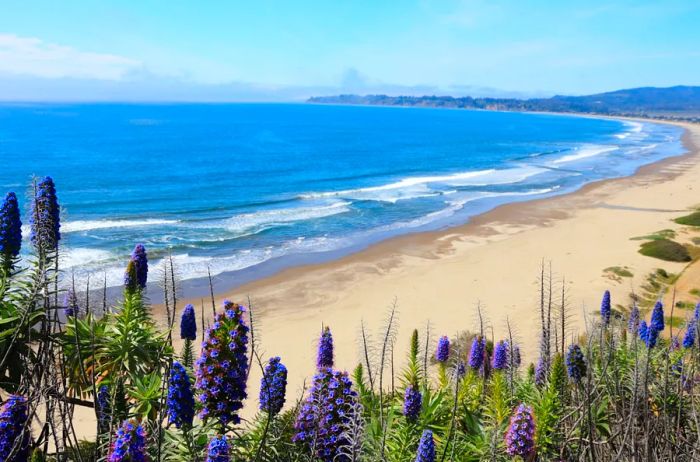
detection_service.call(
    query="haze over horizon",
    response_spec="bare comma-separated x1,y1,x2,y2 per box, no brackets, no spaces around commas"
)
1,0,699,102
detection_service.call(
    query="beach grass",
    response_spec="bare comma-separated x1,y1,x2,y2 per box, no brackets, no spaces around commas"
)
630,228,677,241
638,238,692,262
675,210,700,227
603,265,633,278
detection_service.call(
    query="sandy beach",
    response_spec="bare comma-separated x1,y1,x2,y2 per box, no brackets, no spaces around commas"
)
68,120,700,435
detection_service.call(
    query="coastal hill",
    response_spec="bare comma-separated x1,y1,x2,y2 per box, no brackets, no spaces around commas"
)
308,85,700,121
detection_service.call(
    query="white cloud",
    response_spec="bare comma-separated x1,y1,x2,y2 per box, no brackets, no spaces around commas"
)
0,34,139,80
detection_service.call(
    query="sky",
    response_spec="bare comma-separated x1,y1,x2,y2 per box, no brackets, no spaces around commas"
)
1,0,699,101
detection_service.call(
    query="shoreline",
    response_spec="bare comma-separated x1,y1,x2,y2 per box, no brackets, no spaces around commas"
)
156,120,700,408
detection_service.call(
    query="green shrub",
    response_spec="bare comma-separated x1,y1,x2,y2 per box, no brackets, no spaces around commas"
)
675,211,700,227
639,239,692,262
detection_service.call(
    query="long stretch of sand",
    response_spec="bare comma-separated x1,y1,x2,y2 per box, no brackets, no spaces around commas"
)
69,120,700,434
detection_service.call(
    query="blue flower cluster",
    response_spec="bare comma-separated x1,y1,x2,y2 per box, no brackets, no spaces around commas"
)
293,368,357,461
168,361,195,429
108,420,147,462
205,435,229,462
403,384,422,422
316,327,334,369
601,290,611,325
492,340,508,370
505,403,536,458
97,385,111,432
30,176,61,252
64,288,79,318
565,344,586,383
639,320,648,343
468,336,485,370
180,304,197,340
0,192,22,270
435,336,450,363
684,319,697,349
195,301,249,426
0,395,29,462
259,356,288,416
646,325,659,349
414,429,435,462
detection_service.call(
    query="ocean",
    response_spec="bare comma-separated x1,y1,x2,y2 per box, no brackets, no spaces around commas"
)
0,103,686,291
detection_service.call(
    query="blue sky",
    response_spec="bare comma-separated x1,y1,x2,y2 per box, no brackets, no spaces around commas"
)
1,0,699,101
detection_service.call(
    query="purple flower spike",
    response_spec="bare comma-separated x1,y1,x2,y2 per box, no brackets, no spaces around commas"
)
0,192,22,271
512,345,522,369
535,357,548,386
639,320,648,342
650,301,665,332
403,384,422,421
195,300,249,426
316,326,334,369
64,288,80,318
505,404,536,458
683,319,697,349
131,244,148,289
601,290,611,325
415,429,435,462
30,176,61,252
259,356,287,416
628,304,640,333
468,336,485,370
180,304,197,340
167,361,195,429
435,336,450,363
492,340,508,370
0,395,30,462
565,344,586,383
293,368,357,461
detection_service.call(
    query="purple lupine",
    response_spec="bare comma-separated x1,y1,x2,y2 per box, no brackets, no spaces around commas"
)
505,404,536,458
195,300,249,426
205,435,229,462
180,304,197,340
671,336,681,351
565,344,586,384
259,356,287,416
492,340,508,370
435,336,450,363
108,420,148,462
403,385,422,422
639,320,648,343
64,288,79,318
414,429,435,462
130,244,148,289
468,335,485,370
0,192,22,271
316,326,334,369
0,395,30,462
534,357,548,387
684,320,697,349
628,304,640,333
167,361,195,429
601,290,611,325
293,368,357,461
650,301,665,332
30,176,61,252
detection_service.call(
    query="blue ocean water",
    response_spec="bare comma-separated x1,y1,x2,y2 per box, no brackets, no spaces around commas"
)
0,103,686,287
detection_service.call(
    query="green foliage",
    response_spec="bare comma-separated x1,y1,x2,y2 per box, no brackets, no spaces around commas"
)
630,229,677,241
639,238,692,262
675,211,700,226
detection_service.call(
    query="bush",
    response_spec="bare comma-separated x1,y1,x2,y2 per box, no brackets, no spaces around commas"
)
675,211,700,226
639,239,692,262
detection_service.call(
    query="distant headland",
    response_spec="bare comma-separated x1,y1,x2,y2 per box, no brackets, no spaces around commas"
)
309,85,700,122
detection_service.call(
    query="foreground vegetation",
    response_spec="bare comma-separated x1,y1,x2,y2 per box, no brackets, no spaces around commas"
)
1,178,700,461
